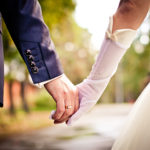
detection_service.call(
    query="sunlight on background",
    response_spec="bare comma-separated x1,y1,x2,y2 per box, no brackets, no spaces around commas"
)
75,0,150,50
75,0,120,50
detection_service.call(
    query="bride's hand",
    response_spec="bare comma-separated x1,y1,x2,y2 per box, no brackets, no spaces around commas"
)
66,80,102,126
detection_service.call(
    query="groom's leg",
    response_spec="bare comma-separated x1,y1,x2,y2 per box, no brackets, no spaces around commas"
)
67,0,150,125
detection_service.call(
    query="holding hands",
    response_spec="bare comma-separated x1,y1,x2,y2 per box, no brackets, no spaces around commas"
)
44,75,79,124
49,15,136,126
48,19,136,125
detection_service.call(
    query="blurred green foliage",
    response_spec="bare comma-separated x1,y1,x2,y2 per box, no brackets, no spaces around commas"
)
33,90,56,111
39,0,76,29
121,34,150,100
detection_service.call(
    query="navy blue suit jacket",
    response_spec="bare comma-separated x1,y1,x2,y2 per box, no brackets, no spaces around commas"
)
0,0,64,107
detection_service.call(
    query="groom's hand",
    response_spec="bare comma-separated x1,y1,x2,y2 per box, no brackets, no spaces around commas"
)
44,75,79,124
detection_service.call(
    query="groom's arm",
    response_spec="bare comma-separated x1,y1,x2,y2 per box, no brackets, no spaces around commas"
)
0,0,79,123
1,0,63,83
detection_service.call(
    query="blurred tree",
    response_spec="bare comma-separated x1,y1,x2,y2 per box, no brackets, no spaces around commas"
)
3,22,29,114
122,37,150,101
39,0,76,29
120,15,150,101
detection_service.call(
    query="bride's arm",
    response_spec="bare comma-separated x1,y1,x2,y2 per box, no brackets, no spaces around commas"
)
113,0,150,32
67,0,150,126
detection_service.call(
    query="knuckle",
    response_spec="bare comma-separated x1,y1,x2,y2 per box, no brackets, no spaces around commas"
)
63,90,68,96
70,90,76,98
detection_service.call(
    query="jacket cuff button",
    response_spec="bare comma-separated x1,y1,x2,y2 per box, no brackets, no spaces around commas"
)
28,55,34,61
31,67,39,74
30,61,36,67
25,49,31,56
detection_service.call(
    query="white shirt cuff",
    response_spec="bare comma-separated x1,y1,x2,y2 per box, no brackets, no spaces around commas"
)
35,74,64,88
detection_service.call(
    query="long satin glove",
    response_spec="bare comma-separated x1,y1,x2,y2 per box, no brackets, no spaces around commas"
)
66,17,137,126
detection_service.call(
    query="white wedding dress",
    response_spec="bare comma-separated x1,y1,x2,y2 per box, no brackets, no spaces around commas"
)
112,82,150,150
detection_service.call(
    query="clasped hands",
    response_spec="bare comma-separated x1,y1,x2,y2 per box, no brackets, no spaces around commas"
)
44,74,80,125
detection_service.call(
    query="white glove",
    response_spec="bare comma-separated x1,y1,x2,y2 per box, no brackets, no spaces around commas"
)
66,17,137,126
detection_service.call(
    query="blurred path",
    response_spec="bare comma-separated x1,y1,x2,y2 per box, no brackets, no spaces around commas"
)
0,104,132,150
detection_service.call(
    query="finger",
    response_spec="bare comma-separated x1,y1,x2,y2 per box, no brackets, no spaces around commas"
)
52,100,65,120
56,105,74,123
67,100,96,126
49,110,69,124
54,118,68,124
56,97,74,123
57,109,73,123
66,107,83,126
74,89,79,113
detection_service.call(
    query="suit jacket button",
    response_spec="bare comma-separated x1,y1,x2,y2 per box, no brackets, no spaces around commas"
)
27,55,34,61
30,61,36,67
25,49,31,56
31,67,39,74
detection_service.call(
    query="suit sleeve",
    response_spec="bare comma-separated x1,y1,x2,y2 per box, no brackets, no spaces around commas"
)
0,0,63,83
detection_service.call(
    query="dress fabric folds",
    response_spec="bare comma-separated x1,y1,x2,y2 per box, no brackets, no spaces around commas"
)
112,82,150,150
